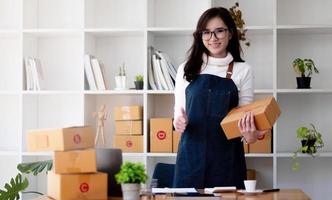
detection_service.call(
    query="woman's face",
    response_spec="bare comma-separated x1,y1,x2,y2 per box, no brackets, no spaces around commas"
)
201,17,231,58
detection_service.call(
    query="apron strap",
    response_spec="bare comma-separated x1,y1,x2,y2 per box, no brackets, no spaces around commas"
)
226,61,234,79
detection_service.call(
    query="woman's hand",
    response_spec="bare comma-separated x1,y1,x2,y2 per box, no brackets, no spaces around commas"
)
238,112,269,144
174,107,188,133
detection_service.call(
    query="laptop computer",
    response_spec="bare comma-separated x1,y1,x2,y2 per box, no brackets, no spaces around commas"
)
96,148,123,197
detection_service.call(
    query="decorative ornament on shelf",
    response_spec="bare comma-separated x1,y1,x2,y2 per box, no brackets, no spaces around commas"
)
229,2,250,47
292,58,319,89
134,74,144,90
292,124,324,171
115,62,127,90
92,104,110,147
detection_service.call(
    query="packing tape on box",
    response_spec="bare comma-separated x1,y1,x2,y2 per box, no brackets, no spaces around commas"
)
67,151,82,173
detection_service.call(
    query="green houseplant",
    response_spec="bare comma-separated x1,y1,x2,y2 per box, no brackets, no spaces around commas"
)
292,58,319,89
115,161,148,200
0,160,52,200
134,75,143,90
292,124,324,171
229,2,250,47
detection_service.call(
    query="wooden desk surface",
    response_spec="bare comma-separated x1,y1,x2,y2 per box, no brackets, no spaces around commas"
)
221,189,310,200
36,189,310,200
151,189,310,200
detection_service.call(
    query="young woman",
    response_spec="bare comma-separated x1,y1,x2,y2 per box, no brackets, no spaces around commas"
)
173,7,267,189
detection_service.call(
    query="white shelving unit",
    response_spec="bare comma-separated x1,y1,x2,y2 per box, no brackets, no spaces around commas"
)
0,0,332,199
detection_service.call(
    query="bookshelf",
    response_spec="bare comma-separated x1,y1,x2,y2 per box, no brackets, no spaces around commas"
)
0,0,332,199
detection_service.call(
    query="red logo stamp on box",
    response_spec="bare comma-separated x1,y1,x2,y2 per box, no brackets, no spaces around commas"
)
73,134,81,144
80,183,89,193
126,140,133,148
157,131,166,140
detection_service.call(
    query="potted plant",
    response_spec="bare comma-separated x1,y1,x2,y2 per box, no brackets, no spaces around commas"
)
0,160,52,199
229,2,250,47
292,58,319,89
115,161,148,200
292,124,324,171
134,75,143,90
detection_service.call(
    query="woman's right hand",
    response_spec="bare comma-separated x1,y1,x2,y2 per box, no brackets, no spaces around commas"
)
174,107,188,133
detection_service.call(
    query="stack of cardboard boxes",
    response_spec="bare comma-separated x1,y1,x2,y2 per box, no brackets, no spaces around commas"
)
27,126,107,200
113,106,143,152
150,118,181,153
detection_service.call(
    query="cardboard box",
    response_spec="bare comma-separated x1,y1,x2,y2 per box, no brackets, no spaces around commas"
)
27,126,94,152
220,96,281,140
115,120,142,135
47,171,107,200
113,135,143,152
172,131,182,153
249,131,272,153
247,169,256,180
53,149,97,174
114,106,143,121
243,143,249,153
150,118,172,153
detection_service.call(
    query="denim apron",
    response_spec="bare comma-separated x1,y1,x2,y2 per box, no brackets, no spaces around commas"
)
173,62,246,189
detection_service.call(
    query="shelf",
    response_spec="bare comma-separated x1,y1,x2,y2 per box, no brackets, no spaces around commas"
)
84,90,144,95
0,151,20,156
147,153,177,157
84,28,145,36
277,89,332,94
22,91,84,95
277,25,332,34
23,29,82,37
22,152,53,156
277,152,332,158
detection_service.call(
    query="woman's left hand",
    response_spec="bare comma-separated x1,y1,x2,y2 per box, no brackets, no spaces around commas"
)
238,111,270,144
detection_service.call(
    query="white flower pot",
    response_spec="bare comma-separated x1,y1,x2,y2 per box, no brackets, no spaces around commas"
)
115,76,126,90
121,183,140,200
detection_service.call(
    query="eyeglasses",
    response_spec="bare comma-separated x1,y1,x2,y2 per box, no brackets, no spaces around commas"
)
200,28,228,41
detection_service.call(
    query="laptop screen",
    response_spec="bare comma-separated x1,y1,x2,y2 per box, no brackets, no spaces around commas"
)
96,148,123,197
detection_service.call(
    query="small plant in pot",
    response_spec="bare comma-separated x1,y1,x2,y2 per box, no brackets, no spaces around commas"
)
115,161,148,200
292,124,324,171
134,75,143,90
292,58,319,89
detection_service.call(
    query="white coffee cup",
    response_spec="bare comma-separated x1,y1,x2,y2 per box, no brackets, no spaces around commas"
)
244,180,257,192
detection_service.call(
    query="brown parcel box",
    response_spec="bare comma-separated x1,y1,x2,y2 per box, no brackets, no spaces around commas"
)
150,118,173,153
115,120,142,135
53,149,97,174
114,106,143,121
113,135,143,152
247,169,256,180
243,143,249,153
27,126,94,152
220,96,281,140
249,131,272,153
47,171,107,200
172,131,182,153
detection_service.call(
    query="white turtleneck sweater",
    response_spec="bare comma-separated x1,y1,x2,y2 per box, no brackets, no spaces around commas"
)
173,52,254,119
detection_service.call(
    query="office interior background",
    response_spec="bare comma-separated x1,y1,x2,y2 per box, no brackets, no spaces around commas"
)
0,0,332,199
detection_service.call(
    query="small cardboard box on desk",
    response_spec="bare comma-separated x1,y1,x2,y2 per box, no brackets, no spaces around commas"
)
221,96,281,140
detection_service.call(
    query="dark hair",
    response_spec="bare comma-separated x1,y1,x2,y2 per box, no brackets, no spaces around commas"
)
184,7,244,82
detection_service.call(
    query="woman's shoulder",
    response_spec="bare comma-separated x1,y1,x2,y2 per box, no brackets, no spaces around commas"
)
234,61,252,70
232,61,253,79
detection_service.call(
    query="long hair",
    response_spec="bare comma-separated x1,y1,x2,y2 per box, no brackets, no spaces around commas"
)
184,7,244,82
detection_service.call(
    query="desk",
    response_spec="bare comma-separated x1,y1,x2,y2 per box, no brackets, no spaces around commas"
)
36,189,310,200
153,189,310,200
